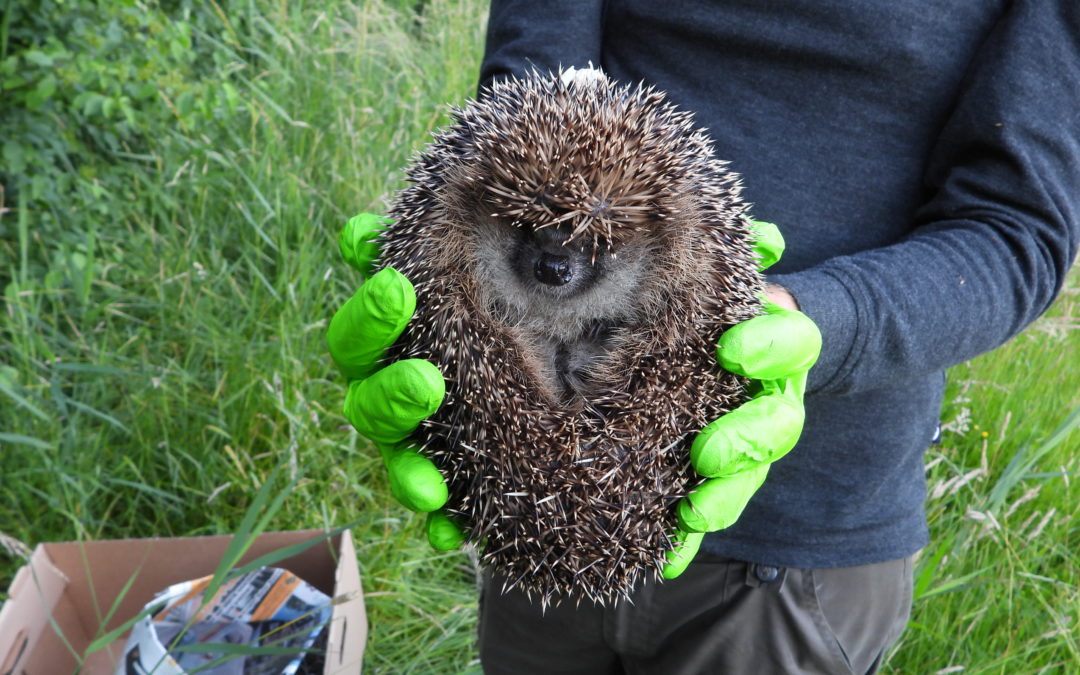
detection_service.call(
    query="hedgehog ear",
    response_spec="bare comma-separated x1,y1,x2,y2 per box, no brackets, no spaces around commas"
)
748,219,785,271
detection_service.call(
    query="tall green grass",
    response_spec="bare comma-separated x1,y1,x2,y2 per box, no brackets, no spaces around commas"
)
2,1,487,671
886,278,1080,675
1,2,1076,673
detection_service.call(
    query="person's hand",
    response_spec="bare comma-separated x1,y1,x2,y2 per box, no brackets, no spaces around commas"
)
663,221,822,579
327,213,466,550
329,215,820,567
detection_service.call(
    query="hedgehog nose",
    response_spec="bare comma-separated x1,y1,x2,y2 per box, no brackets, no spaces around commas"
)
534,253,573,286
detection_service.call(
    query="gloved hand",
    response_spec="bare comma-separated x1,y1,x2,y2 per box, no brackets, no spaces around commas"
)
662,220,822,579
327,213,466,550
329,215,821,567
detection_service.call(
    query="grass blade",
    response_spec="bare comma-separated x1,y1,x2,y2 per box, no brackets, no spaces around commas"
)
84,601,167,654
0,432,52,449
202,464,293,603
986,405,1080,510
0,382,50,421
226,521,359,580
86,565,146,651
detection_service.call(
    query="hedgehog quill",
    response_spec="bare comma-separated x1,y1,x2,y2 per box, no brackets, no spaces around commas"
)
375,68,763,606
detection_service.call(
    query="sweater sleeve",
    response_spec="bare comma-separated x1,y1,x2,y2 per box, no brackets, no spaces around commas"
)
771,0,1080,396
479,0,605,89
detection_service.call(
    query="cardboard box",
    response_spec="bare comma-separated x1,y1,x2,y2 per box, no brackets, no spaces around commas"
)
0,530,366,674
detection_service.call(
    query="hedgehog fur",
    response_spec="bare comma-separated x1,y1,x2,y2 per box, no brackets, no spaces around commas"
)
376,68,764,606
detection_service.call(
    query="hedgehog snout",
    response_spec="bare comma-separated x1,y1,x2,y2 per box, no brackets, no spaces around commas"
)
515,223,599,294
534,253,573,286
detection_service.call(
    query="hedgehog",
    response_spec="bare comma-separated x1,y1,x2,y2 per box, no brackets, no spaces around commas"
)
375,68,764,606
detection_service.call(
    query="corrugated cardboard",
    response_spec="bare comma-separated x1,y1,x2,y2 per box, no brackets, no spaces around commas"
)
0,530,366,675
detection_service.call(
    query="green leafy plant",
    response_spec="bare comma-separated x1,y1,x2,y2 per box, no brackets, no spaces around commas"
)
1,0,241,280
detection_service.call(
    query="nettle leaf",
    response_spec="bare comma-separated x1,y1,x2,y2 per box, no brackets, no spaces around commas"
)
1,56,20,77
1,75,27,90
177,89,196,117
24,50,55,67
30,174,52,201
133,82,158,99
26,74,58,109
120,98,136,126
3,141,27,174
81,92,106,117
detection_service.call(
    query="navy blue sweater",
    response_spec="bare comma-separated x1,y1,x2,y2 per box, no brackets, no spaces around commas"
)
480,0,1080,566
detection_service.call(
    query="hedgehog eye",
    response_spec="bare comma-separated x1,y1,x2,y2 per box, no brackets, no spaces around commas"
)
528,222,579,250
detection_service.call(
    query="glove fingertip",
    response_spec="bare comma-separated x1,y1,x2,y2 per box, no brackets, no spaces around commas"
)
690,426,731,478
748,219,785,271
662,530,703,579
343,379,376,437
427,511,466,550
407,477,449,513
395,358,447,413
328,269,416,381
384,445,449,509
362,267,417,329
340,213,390,274
676,498,710,533
717,310,820,380
714,320,757,376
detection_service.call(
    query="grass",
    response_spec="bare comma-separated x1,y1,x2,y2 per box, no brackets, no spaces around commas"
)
884,277,1080,675
2,1,487,671
0,1,1076,673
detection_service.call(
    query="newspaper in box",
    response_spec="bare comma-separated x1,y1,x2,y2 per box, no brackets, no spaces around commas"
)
120,566,331,675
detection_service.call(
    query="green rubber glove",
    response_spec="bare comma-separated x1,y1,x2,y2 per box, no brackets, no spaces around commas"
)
328,213,465,550
663,221,823,579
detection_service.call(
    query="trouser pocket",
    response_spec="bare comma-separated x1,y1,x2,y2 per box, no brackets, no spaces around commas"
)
805,556,915,675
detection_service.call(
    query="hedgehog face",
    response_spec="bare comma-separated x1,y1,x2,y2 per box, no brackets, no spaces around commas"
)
469,211,656,402
473,214,652,338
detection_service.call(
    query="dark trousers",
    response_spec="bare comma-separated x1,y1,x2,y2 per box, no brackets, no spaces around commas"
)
478,553,914,675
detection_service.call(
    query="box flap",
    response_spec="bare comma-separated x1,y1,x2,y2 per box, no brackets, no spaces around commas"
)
0,544,76,675
325,530,366,674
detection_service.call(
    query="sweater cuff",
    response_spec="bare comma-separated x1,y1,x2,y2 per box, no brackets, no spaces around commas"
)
768,269,858,394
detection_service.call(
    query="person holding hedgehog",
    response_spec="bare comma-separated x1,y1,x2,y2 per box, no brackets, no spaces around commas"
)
329,1,1080,673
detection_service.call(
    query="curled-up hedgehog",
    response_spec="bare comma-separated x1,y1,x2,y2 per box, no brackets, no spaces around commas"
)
376,67,763,605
